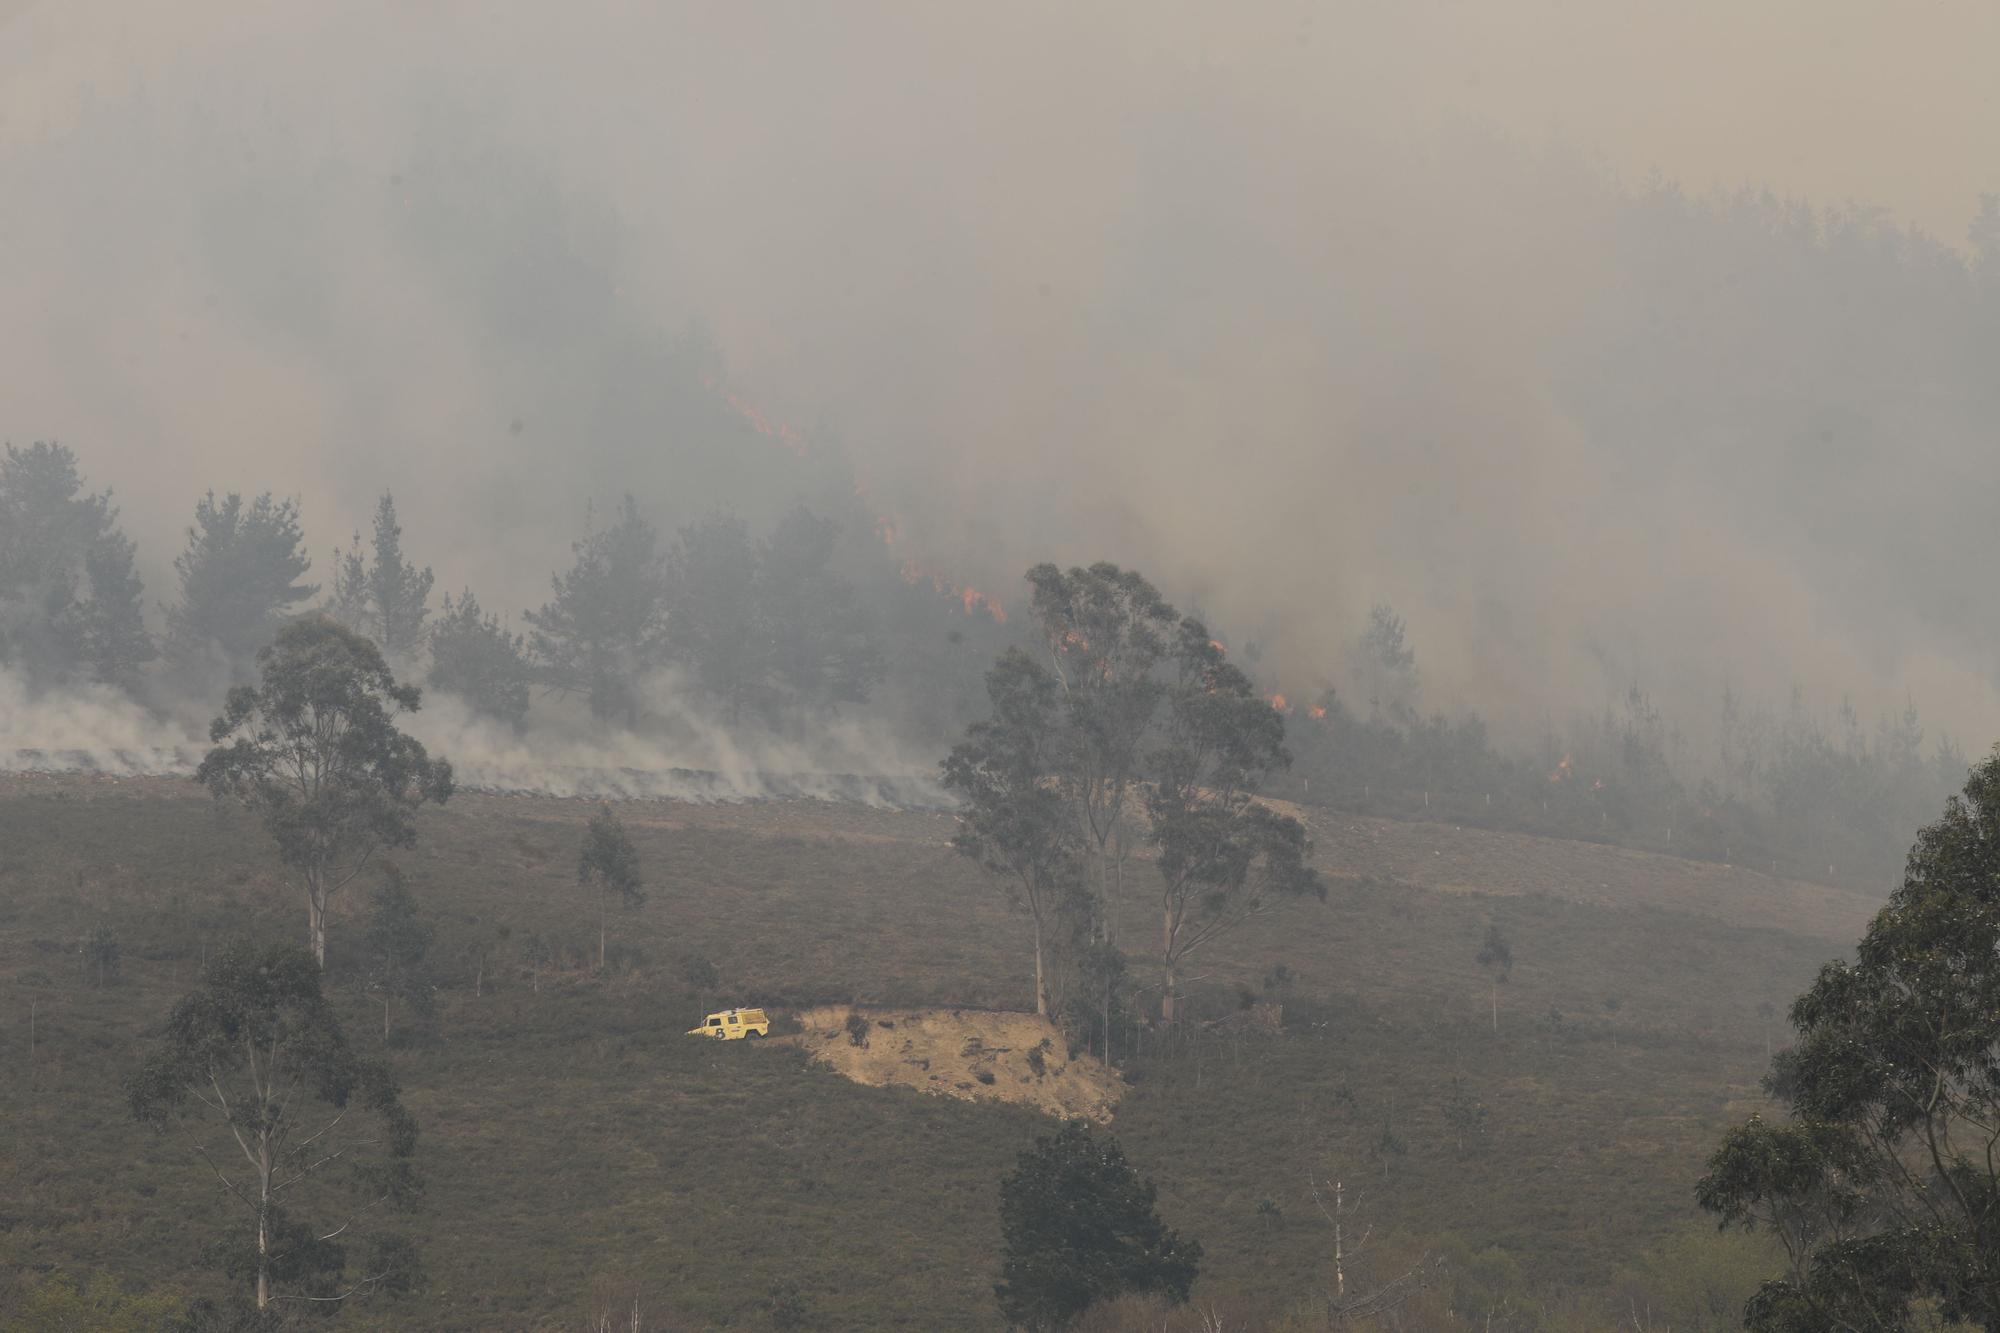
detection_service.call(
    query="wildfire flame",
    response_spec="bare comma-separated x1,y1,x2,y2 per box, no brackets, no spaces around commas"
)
1269,693,1290,713
1549,753,1573,784
1307,704,1327,719
1208,639,1227,655
701,370,809,458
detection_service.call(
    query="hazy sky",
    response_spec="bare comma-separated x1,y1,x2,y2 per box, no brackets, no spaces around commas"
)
7,2,1994,236
3,1,1997,743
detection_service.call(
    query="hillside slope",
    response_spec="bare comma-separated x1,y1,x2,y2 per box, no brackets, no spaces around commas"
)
0,775,1861,1328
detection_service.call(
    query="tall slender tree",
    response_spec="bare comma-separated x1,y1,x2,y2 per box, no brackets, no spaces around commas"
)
578,804,644,970
1026,563,1179,932
326,493,432,661
366,493,433,659
1148,622,1323,1021
126,940,421,1314
942,648,1081,1017
198,618,454,967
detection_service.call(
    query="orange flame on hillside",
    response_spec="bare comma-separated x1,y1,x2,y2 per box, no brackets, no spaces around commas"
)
1209,639,1227,655
701,370,809,458
1549,753,1572,783
1307,704,1327,719
1269,693,1290,712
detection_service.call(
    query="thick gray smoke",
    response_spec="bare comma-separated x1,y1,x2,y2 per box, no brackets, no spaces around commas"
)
5,1,1999,762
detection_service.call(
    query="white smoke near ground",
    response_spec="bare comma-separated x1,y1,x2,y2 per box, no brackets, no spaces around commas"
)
0,667,950,808
0,669,203,775
410,677,949,807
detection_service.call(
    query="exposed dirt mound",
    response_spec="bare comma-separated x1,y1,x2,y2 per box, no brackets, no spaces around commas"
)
793,1005,1123,1123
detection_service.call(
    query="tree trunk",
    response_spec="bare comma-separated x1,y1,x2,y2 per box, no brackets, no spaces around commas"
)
1161,907,1176,1023
256,1145,272,1309
1490,982,1498,1034
308,885,327,969
1032,914,1047,1018
599,887,607,970
1333,1179,1347,1299
384,996,392,1040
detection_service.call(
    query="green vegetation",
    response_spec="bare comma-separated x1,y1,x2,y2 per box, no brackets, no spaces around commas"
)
578,804,645,971
0,777,1838,1327
125,939,421,1316
1698,751,2000,1329
198,617,454,967
996,1121,1200,1329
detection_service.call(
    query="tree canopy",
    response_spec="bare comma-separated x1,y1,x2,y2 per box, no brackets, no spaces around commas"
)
126,940,421,1314
1696,749,2000,1329
1147,620,1323,1021
0,441,152,689
941,647,1081,1017
198,617,453,966
329,492,433,661
168,491,317,673
995,1120,1201,1329
428,588,533,731
578,804,644,969
526,495,671,726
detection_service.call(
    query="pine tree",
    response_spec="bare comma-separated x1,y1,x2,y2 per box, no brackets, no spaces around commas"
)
525,496,670,726
758,506,883,710
325,494,432,661
0,442,154,688
428,589,533,730
995,1121,1201,1329
168,491,317,673
367,493,433,658
670,509,768,722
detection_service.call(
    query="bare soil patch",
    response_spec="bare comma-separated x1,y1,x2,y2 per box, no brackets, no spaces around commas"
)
794,1005,1123,1123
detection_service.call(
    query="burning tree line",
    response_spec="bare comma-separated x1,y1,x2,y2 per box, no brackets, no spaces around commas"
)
0,440,1971,890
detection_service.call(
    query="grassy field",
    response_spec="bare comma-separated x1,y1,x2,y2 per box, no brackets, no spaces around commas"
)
0,774,1866,1329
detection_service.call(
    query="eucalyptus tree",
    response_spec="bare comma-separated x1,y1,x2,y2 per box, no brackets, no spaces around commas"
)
198,617,454,967
1697,750,2000,1330
941,647,1081,1017
127,940,421,1314
1025,562,1179,936
1147,622,1323,1021
579,804,644,970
